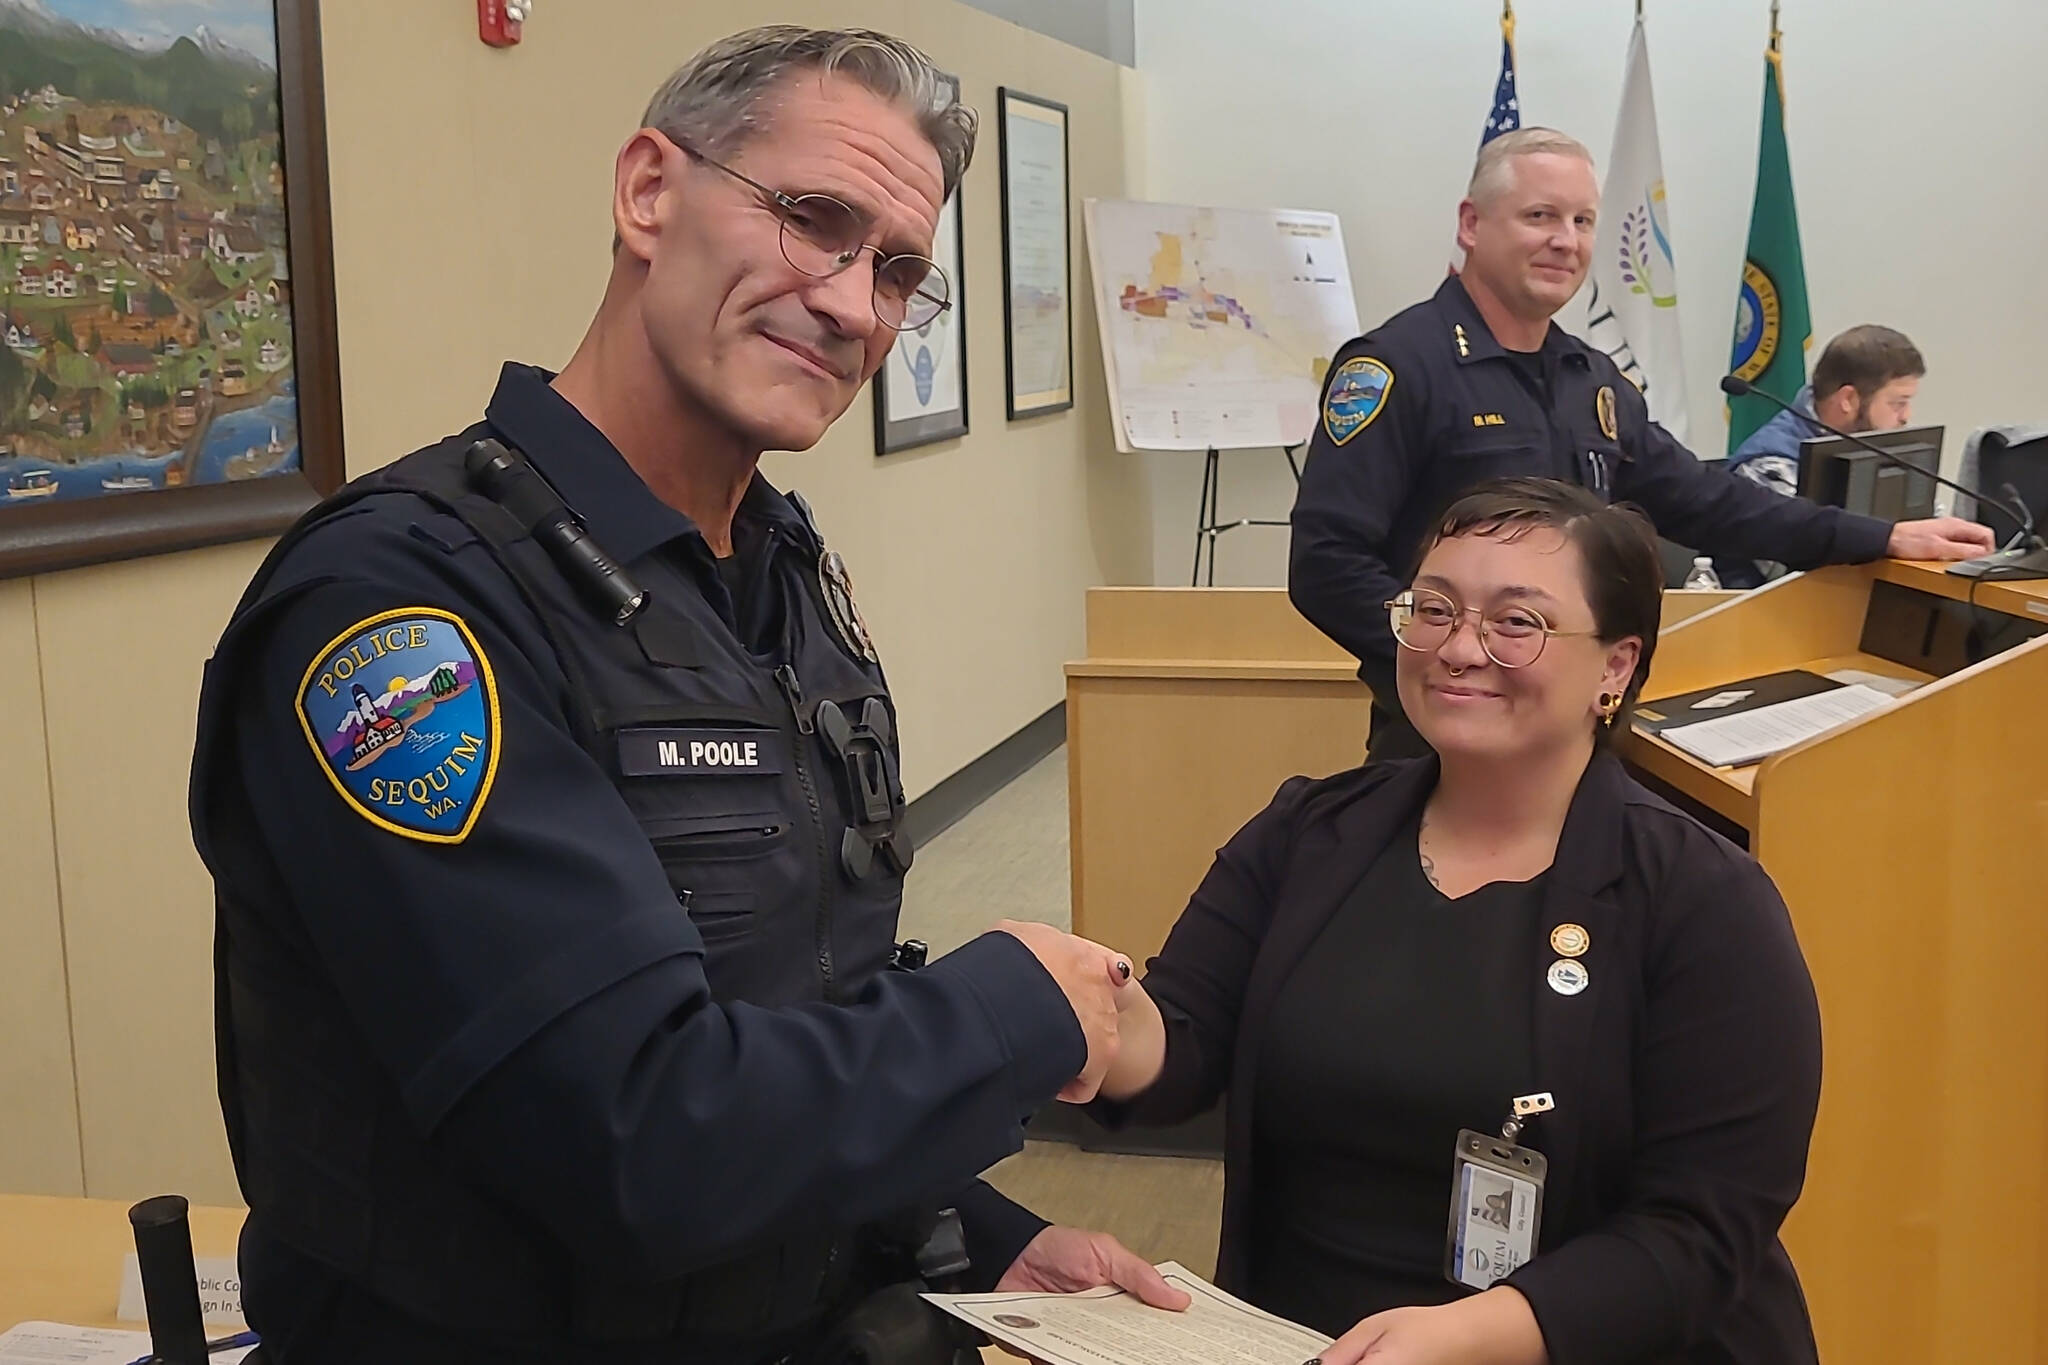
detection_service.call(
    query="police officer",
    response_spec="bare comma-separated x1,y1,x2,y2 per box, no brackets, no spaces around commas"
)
189,26,1184,1363
1289,128,1994,760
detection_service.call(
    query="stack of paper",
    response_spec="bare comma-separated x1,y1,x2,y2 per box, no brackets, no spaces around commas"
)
1657,684,1893,768
0,1323,254,1365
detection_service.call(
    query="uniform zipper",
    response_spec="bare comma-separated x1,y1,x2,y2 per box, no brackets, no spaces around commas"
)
774,663,835,998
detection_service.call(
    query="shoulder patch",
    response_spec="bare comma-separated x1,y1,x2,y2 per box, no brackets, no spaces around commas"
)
1323,356,1394,446
295,608,502,844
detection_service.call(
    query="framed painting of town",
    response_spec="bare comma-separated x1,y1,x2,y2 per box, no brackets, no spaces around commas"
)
0,0,341,579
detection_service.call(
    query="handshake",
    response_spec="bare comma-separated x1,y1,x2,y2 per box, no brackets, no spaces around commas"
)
997,919,1157,1104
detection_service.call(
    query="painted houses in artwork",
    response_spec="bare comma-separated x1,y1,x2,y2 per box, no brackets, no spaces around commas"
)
210,220,265,264
103,343,155,377
0,5,303,486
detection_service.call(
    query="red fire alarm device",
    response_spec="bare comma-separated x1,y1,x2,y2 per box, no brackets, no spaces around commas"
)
478,0,530,47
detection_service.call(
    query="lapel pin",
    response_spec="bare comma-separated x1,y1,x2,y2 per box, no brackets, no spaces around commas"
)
1547,959,1590,997
1549,923,1590,958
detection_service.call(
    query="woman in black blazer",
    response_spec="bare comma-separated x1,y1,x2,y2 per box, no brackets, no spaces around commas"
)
1093,478,1822,1365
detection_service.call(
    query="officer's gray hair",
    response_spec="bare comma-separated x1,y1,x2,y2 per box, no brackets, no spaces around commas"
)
1466,128,1595,207
640,26,976,202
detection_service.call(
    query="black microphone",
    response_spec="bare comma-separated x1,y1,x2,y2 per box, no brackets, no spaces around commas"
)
129,1195,209,1365
1719,374,2037,547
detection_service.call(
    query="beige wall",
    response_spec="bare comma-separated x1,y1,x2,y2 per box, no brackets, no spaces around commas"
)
1,1,1144,1204
0,578,84,1198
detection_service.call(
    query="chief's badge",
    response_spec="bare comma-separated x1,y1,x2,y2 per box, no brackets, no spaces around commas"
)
1595,385,1619,442
1322,357,1394,446
295,607,501,844
819,550,878,663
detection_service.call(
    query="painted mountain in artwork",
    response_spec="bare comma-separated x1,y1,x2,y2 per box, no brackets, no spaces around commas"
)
323,658,478,762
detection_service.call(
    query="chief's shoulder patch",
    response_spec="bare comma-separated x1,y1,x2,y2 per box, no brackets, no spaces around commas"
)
1323,356,1394,446
295,607,501,844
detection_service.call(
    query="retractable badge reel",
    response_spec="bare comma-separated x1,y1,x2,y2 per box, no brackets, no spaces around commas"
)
1444,1092,1552,1292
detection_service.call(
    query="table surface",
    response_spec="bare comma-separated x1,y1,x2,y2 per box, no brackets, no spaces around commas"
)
1880,558,2048,618
0,1195,1009,1362
0,1194,245,1335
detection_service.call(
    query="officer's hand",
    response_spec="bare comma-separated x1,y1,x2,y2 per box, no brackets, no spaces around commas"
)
995,1226,1192,1310
1887,516,1997,561
996,920,1130,1102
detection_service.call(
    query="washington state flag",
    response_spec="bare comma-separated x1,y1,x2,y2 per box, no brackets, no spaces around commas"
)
1727,29,1811,452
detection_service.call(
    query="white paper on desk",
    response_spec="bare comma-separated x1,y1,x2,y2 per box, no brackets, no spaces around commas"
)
0,1322,253,1365
1822,667,1920,698
1660,683,1893,768
923,1261,1330,1365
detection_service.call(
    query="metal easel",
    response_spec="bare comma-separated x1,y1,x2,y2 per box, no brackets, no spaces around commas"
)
1191,444,1303,586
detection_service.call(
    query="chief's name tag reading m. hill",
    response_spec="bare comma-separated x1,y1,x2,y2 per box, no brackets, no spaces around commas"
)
296,607,502,844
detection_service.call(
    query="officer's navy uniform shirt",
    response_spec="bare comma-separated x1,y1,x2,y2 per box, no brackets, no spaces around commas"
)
191,364,1079,1361
1287,277,1892,683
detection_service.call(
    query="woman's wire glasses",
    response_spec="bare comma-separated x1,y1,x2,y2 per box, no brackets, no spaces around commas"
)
1386,589,1595,668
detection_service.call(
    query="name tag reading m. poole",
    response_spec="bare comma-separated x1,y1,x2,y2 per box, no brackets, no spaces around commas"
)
618,728,789,778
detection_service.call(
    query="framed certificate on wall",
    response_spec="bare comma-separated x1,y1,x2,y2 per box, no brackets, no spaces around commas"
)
874,73,969,454
996,87,1072,420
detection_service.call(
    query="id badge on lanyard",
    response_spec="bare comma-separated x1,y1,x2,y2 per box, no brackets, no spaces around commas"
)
1444,1092,1552,1292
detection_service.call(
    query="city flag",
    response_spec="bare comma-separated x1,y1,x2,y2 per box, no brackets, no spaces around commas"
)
1581,14,1692,443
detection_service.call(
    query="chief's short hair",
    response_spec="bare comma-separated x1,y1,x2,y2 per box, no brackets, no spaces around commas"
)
1467,128,1595,207
640,26,976,202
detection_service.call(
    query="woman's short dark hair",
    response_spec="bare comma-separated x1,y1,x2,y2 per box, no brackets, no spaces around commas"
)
1416,477,1664,741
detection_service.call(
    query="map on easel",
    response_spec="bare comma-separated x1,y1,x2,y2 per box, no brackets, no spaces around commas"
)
1083,199,1360,453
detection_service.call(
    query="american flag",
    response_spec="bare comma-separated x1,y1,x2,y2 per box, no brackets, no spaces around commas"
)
1480,7,1521,147
1452,7,1521,274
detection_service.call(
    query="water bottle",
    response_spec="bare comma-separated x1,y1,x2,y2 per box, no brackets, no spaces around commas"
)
1682,556,1722,590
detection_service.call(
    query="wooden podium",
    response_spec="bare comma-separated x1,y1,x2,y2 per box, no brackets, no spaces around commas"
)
1622,560,2048,1364
1064,588,1371,967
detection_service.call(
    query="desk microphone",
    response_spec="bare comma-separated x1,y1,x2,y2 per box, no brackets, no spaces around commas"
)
128,1196,208,1365
1719,374,2048,579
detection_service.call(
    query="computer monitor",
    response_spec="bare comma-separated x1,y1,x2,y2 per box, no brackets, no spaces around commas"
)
1797,424,1943,522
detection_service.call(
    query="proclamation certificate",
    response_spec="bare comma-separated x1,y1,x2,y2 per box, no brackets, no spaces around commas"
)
924,1262,1331,1365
